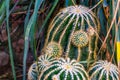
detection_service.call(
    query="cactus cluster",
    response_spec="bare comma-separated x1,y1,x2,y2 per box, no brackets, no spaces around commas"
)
28,5,119,80
28,54,89,80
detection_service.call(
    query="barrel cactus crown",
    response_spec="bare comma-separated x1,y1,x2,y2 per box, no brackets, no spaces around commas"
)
45,42,62,58
44,5,100,61
37,54,56,72
89,60,119,80
28,54,56,80
38,58,89,80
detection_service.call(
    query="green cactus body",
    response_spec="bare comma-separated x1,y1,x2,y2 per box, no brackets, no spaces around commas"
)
38,58,89,80
89,60,119,80
28,54,56,80
44,5,100,61
37,53,56,72
28,62,38,80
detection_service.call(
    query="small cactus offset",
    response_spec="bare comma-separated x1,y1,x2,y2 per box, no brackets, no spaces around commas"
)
89,60,119,80
43,5,100,61
71,30,89,48
44,42,63,58
28,54,56,80
38,58,89,80
71,30,89,61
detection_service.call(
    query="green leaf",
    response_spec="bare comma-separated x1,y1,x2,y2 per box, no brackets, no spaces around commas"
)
6,0,16,80
0,0,5,15
0,0,19,26
24,1,33,33
23,0,43,80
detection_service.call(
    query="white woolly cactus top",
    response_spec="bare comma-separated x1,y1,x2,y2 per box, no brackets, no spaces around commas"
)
61,5,93,16
38,54,56,72
27,54,56,80
89,60,119,80
38,58,89,80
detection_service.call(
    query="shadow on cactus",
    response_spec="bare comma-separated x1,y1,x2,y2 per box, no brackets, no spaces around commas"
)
88,60,119,80
43,5,100,62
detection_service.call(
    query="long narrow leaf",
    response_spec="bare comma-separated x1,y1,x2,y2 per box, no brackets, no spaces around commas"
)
1,0,19,26
24,1,33,33
6,0,16,80
23,0,43,80
24,1,37,60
